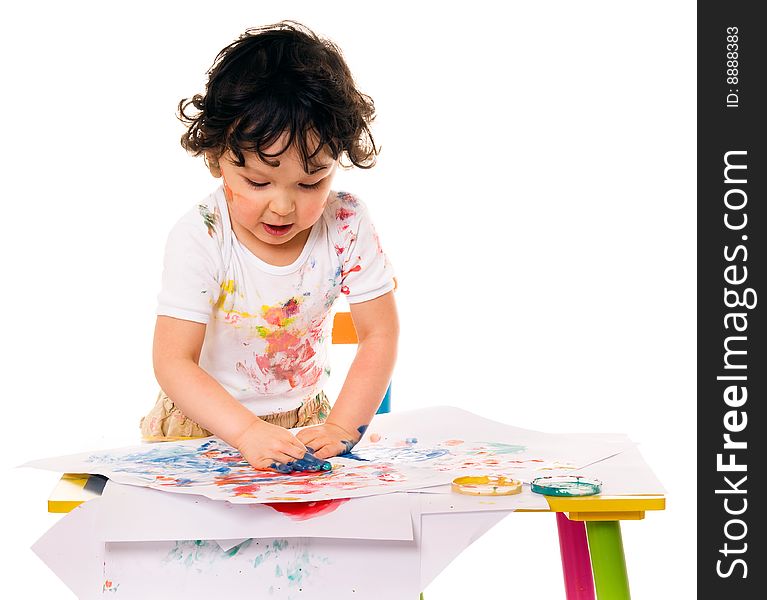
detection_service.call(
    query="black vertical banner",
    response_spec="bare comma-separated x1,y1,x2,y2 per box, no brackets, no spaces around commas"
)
699,2,766,597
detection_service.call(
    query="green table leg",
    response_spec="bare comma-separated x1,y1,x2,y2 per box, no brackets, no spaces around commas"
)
585,521,631,600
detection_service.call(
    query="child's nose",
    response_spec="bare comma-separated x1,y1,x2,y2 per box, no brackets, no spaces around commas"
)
269,193,295,216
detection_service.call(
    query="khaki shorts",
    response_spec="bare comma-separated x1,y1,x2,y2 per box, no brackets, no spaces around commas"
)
139,390,331,442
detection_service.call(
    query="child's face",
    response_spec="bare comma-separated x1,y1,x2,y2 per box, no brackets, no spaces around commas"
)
215,138,338,257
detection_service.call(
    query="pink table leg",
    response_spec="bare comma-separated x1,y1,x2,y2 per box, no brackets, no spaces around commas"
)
556,512,596,599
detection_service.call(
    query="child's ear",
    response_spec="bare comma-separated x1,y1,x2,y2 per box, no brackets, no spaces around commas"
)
205,152,222,178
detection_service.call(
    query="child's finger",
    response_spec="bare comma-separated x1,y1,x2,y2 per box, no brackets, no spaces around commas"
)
312,441,345,460
289,450,332,472
265,449,303,466
296,429,316,446
248,456,290,472
283,442,308,461
268,461,294,474
295,429,316,445
276,433,308,460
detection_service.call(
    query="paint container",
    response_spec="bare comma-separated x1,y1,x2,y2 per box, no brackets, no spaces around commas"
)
530,475,602,497
451,475,522,496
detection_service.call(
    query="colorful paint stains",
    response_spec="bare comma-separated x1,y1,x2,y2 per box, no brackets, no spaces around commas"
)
87,439,411,502
265,498,350,521
341,264,362,278
102,579,119,593
164,539,253,573
213,290,327,393
347,444,450,463
340,439,573,476
336,207,356,221
245,296,324,390
251,538,331,592
336,191,359,207
197,204,220,237
214,279,257,325
85,435,576,503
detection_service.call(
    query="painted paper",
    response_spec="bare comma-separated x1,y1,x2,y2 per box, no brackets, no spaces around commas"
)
25,406,632,503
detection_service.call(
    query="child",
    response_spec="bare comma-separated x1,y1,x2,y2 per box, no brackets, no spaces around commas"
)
139,22,398,472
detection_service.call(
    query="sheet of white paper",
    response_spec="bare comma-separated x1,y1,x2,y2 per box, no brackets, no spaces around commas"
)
32,498,105,600
98,481,413,542
406,494,509,589
103,536,420,599
420,511,509,588
24,407,635,503
411,435,660,500
354,406,634,482
24,436,452,503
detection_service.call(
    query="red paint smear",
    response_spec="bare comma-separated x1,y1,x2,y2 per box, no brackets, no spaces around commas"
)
266,498,350,521
222,179,233,201
233,483,261,495
342,264,362,278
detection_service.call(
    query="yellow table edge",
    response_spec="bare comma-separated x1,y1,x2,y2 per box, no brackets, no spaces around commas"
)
50,473,666,518
516,494,666,521
48,473,102,513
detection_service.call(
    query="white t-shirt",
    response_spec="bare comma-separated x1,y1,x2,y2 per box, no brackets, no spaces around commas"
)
157,186,395,416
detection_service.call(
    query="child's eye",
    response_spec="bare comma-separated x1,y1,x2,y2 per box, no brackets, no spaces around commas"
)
246,179,269,189
299,181,322,190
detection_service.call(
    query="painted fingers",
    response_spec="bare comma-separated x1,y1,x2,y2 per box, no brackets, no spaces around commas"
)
296,423,360,459
270,448,332,473
235,419,308,472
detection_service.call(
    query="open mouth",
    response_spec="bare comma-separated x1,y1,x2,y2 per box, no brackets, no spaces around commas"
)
262,223,294,237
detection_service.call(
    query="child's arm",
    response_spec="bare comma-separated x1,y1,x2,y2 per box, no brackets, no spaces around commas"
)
296,291,398,458
153,315,308,468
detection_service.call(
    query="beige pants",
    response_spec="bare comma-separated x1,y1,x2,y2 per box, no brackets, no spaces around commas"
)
139,390,331,441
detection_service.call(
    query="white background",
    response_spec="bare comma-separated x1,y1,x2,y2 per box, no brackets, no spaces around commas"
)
1,1,696,598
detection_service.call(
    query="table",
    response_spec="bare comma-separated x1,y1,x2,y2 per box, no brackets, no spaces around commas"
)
47,473,665,599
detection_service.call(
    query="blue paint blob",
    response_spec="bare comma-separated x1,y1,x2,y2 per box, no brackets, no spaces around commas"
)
357,424,369,436
340,452,369,462
288,449,332,472
405,437,418,444
270,462,294,474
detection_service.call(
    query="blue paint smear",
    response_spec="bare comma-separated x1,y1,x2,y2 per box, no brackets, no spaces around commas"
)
340,452,369,462
347,445,450,463
270,462,293,473
279,449,332,473
85,439,268,487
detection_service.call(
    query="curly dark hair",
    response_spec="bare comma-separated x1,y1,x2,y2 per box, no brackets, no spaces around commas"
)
178,21,378,172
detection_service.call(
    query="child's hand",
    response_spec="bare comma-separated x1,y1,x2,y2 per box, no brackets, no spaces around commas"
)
296,423,360,459
235,419,308,471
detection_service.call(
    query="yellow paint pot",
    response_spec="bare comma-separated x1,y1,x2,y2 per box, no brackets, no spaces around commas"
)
451,475,523,496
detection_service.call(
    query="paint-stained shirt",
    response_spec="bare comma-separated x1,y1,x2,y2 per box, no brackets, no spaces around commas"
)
157,186,395,416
